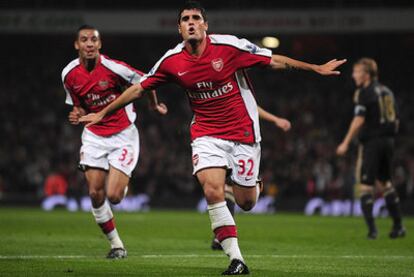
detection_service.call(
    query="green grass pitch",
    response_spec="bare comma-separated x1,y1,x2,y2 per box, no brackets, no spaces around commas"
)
0,208,413,276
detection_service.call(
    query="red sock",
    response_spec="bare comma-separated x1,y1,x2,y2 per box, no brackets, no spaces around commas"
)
214,225,237,242
99,218,115,234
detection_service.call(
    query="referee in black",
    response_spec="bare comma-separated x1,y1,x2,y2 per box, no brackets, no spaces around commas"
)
336,58,405,239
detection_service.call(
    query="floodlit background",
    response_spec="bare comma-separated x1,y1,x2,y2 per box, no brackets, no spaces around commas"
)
0,0,413,215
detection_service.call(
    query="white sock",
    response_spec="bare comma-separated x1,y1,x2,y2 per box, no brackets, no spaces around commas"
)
92,201,124,249
256,183,261,203
107,229,124,249
208,201,244,262
221,238,243,261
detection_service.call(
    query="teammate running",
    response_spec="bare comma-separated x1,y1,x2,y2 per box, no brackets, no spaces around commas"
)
62,25,167,259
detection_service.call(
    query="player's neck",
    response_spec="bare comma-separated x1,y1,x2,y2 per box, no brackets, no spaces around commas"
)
81,55,99,72
185,37,207,57
362,79,372,88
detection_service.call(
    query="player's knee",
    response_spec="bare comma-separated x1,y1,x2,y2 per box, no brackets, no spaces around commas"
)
379,180,392,191
203,185,223,203
107,193,123,205
89,189,103,201
89,189,105,207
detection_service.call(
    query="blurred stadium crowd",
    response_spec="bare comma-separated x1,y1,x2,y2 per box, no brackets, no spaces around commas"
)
1,32,414,211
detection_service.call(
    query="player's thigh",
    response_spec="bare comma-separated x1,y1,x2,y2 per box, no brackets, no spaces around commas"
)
108,125,140,178
228,143,260,208
84,168,107,193
196,167,227,204
232,184,257,204
358,141,378,186
359,183,374,195
80,130,110,171
377,138,394,183
229,143,261,188
107,166,130,196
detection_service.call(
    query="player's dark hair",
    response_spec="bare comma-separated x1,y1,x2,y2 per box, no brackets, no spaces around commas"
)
355,58,378,80
177,1,207,24
76,24,99,40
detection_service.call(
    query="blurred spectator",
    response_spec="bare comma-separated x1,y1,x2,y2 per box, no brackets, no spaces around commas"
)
1,33,413,209
44,172,68,197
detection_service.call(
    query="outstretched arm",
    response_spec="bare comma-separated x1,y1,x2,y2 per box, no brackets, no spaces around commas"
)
147,90,168,115
79,83,144,127
270,55,346,76
257,106,291,132
336,116,365,156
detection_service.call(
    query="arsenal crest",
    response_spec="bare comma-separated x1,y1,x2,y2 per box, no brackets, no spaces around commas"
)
99,80,108,89
211,58,224,72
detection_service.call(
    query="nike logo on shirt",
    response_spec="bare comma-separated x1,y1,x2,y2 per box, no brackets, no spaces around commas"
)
178,71,189,76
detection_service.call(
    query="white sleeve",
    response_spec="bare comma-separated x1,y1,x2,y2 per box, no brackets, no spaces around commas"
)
101,56,142,85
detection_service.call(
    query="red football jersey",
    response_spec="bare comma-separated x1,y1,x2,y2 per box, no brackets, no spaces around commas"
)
62,55,143,136
141,34,272,144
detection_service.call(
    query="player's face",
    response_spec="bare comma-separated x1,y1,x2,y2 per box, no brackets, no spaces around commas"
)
75,29,101,60
352,64,370,87
178,9,208,43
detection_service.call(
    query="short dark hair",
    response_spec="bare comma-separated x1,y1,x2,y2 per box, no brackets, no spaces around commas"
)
354,58,378,80
76,24,99,40
177,1,207,24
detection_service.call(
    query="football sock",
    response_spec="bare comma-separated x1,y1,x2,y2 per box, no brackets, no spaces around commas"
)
92,201,124,249
224,184,235,216
384,188,403,229
208,201,243,262
360,193,376,232
255,182,261,203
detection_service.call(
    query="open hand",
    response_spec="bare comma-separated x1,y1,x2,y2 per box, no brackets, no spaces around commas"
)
79,112,104,128
314,59,347,76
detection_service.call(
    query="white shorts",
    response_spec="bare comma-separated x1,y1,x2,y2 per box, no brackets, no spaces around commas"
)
80,124,139,177
191,136,261,187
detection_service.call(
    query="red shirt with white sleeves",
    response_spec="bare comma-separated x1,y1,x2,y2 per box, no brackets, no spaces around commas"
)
140,34,272,144
62,54,143,136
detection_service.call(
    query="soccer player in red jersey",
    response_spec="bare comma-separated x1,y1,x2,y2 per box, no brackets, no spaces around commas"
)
80,2,345,273
62,25,167,259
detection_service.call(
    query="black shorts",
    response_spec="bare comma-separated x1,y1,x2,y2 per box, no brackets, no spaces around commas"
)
356,137,394,186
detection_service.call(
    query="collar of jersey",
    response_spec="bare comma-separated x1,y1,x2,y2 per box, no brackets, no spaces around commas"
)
182,35,211,61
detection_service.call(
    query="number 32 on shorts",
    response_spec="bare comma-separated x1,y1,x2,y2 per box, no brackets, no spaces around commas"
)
238,159,254,177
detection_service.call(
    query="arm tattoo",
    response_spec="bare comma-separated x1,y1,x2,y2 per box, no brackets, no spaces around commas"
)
285,63,298,71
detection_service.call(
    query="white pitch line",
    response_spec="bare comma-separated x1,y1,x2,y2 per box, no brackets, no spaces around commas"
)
0,254,412,260
141,254,413,260
271,255,413,260
141,254,223,258
0,255,87,259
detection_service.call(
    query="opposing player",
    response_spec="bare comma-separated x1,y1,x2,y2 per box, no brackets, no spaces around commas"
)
62,25,167,259
336,58,405,239
80,2,345,274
